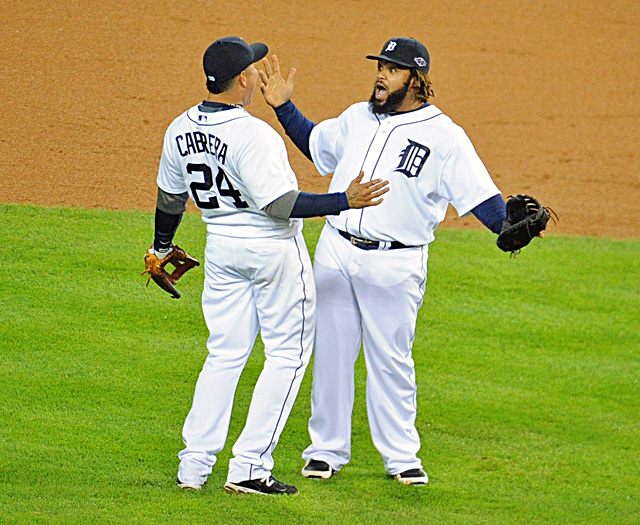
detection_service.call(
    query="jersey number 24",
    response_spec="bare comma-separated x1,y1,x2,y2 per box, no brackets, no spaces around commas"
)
187,162,249,210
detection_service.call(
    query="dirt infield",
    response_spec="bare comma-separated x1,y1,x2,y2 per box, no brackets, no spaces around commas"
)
2,0,638,239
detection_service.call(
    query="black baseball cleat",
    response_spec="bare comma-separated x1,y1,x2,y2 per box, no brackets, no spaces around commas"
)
223,475,298,495
394,468,429,485
301,459,335,479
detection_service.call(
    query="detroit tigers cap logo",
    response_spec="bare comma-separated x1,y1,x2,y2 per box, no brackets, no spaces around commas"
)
385,41,397,52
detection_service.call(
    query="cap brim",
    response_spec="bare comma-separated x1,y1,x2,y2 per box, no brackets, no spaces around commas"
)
365,54,414,69
250,42,268,63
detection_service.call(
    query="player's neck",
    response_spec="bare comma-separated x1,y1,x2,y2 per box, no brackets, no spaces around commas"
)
394,95,423,113
207,89,246,108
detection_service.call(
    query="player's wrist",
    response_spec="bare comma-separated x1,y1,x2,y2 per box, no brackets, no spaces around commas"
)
338,192,350,210
151,245,173,259
273,99,294,113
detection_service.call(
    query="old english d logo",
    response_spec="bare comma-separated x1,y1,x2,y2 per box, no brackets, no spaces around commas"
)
395,139,430,178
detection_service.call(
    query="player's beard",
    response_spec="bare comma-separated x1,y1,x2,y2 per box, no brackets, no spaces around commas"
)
368,82,410,114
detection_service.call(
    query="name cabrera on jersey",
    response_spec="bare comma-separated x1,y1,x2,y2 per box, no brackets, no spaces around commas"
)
309,102,500,247
157,103,301,239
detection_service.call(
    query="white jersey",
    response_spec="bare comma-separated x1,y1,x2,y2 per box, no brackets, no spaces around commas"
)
158,102,301,239
309,102,500,246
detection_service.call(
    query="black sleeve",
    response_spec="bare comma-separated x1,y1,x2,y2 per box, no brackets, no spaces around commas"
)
154,207,182,252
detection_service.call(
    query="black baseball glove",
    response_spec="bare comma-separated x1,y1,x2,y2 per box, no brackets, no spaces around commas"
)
497,194,555,255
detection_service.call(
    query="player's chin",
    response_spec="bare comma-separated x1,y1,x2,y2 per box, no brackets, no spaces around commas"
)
368,93,387,114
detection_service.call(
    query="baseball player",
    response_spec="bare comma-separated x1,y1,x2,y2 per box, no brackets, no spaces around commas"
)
150,36,388,495
260,37,514,485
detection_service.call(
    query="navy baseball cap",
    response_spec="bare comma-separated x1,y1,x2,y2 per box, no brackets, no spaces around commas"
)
203,36,268,85
366,37,430,74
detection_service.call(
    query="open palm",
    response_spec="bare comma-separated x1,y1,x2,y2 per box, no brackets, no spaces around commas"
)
259,55,296,108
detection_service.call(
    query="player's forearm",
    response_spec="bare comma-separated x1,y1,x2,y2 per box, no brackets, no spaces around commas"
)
291,191,349,218
154,208,182,253
154,188,188,253
471,194,507,234
264,190,349,219
273,100,315,161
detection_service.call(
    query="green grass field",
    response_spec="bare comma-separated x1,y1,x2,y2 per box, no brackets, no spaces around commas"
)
1,203,638,524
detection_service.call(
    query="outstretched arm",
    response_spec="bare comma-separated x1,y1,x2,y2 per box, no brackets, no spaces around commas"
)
264,172,389,219
273,101,315,161
260,55,315,161
471,194,507,234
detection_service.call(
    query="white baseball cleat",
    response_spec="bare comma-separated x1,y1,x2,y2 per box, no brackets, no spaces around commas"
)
177,478,204,490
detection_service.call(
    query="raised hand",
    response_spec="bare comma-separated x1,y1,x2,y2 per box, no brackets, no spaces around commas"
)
345,172,389,209
259,55,296,108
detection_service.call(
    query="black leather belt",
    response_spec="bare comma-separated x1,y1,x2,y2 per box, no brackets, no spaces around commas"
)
337,229,413,250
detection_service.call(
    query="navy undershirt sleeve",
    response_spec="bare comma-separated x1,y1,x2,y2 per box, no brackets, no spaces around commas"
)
290,192,349,218
274,100,315,161
471,194,507,234
154,207,182,252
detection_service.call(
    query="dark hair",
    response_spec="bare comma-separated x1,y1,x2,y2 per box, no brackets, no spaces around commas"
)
206,76,235,95
409,69,435,103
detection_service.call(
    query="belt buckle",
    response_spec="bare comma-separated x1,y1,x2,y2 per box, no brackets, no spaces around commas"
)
351,236,375,249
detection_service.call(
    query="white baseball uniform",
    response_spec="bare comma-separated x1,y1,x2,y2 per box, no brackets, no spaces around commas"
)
301,102,500,474
157,101,316,485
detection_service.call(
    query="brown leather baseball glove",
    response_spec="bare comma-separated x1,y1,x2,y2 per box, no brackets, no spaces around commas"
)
142,245,200,299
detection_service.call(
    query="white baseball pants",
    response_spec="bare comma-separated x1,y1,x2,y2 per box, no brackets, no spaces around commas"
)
178,231,315,485
302,224,428,475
